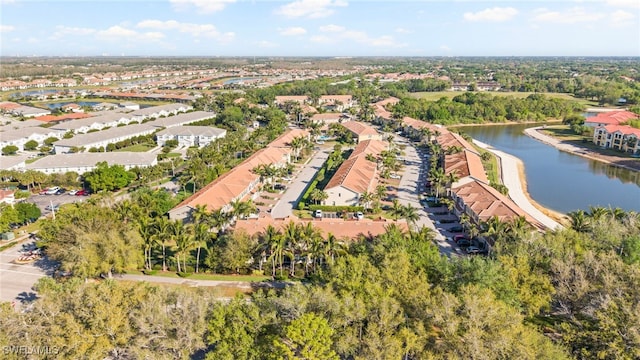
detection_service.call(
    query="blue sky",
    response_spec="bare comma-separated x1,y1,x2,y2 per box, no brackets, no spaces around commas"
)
1,0,639,57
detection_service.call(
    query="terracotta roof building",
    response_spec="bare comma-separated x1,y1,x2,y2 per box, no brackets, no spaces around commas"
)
323,139,387,206
340,121,383,142
234,217,407,240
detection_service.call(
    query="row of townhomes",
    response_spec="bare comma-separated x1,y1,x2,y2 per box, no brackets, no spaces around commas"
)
168,129,311,221
323,121,387,206
587,111,640,155
374,97,545,231
0,103,220,153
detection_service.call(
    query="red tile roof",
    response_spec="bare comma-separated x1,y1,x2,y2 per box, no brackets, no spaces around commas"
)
234,217,408,240
341,121,379,137
444,149,489,184
453,179,543,230
34,113,92,122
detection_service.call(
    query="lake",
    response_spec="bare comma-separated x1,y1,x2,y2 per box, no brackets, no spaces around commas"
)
461,124,640,214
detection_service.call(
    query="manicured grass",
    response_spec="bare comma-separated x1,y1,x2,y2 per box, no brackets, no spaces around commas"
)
293,210,314,219
540,125,587,142
164,152,182,158
469,143,501,185
409,91,600,106
128,270,270,282
115,143,156,152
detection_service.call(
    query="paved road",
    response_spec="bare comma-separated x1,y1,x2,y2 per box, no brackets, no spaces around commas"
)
394,137,458,257
270,149,330,219
473,139,563,231
119,274,289,289
0,238,57,306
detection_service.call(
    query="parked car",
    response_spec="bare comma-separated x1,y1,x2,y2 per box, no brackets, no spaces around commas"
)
454,234,468,242
45,186,60,195
314,209,323,218
456,239,472,248
389,174,401,179
466,246,483,255
355,211,364,220
45,204,60,211
274,184,286,190
54,188,66,195
449,225,464,233
75,189,89,196
68,189,78,196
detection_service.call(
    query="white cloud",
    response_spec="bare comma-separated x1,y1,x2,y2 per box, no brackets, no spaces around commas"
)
319,24,345,32
606,0,640,9
310,35,333,43
532,7,604,24
276,0,348,19
315,25,404,47
395,28,412,34
258,40,278,48
137,20,234,42
169,0,236,13
279,27,307,36
440,45,451,51
0,25,15,33
0,0,16,4
51,26,96,39
464,7,519,22
96,26,165,42
610,10,636,27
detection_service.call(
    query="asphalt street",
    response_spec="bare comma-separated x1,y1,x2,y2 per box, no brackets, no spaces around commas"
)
393,137,459,257
0,239,57,307
270,148,330,219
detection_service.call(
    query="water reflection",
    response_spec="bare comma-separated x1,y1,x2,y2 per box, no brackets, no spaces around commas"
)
461,124,640,213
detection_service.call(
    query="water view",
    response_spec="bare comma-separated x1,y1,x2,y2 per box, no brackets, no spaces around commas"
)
461,124,640,214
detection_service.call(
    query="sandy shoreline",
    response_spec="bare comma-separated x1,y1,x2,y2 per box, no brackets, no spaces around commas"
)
472,139,563,230
524,126,640,172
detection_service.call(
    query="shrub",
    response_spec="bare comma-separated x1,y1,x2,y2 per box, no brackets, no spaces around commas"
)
177,272,192,278
143,270,158,276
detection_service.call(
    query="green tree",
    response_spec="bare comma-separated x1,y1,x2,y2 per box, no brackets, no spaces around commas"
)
23,140,39,151
272,313,339,360
206,295,264,360
1,145,18,155
83,161,134,192
14,202,41,224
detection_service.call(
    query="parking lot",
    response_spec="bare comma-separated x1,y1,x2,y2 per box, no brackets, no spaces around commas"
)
25,191,88,216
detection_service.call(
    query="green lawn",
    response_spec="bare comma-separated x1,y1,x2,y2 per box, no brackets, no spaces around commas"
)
409,91,600,106
127,270,270,282
115,143,156,152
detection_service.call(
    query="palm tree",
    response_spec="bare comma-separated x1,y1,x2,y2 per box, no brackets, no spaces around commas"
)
310,188,328,205
428,167,446,199
390,199,405,222
282,221,300,277
483,216,509,243
230,199,256,221
152,217,172,272
261,225,283,278
358,191,374,211
568,210,591,232
507,215,531,240
137,217,155,270
588,206,608,221
191,222,210,273
191,204,210,226
375,184,387,201
402,204,420,229
210,208,229,232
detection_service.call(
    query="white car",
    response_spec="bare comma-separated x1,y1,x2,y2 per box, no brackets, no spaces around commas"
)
45,186,60,195
68,189,78,196
314,209,323,218
355,211,364,220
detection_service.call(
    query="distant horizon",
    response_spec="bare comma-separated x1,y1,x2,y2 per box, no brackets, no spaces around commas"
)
1,55,639,60
2,0,639,57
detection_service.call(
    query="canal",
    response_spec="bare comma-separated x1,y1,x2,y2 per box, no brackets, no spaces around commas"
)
460,124,640,214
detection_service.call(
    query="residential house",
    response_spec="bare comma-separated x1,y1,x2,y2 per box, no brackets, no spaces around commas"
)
53,124,157,153
318,95,354,111
25,152,157,175
274,96,309,107
234,217,408,240
340,121,383,142
155,126,227,147
585,110,638,128
451,179,543,230
0,127,65,151
0,189,15,205
146,111,216,129
593,124,640,154
168,130,303,221
324,140,387,206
